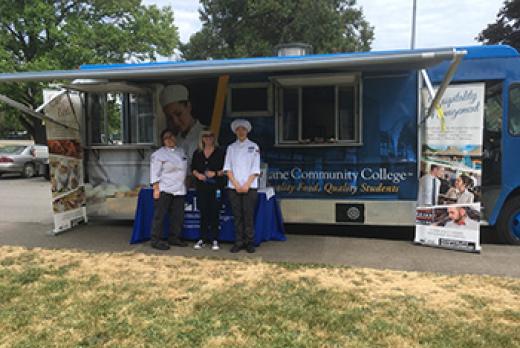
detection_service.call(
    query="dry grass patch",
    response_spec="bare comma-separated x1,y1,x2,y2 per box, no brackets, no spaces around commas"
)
0,246,519,347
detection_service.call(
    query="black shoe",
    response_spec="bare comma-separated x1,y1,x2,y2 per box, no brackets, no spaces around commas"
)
230,244,242,253
246,243,256,253
168,239,188,247
151,241,170,250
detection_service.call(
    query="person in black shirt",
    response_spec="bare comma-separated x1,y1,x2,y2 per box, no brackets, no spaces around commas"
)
191,130,226,251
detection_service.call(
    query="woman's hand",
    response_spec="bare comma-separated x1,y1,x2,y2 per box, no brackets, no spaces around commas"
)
232,179,241,191
206,170,216,178
193,170,206,181
239,184,250,193
152,182,160,200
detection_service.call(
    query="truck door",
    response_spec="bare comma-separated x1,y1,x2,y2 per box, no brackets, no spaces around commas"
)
481,82,502,216
495,83,520,244
508,84,520,145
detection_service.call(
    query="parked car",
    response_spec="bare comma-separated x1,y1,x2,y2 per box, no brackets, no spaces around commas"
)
0,144,49,178
4,130,31,140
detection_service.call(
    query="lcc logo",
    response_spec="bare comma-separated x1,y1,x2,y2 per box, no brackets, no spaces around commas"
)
346,207,361,220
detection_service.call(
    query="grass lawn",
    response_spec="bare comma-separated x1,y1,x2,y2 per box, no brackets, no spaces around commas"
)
0,246,519,348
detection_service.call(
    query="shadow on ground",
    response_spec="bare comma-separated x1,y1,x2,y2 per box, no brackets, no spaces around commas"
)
285,224,502,244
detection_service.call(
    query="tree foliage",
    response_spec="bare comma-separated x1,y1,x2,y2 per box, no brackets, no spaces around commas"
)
0,0,179,142
180,0,374,60
0,112,25,137
477,0,520,51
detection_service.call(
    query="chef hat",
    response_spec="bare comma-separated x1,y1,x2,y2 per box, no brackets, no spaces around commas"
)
230,119,252,133
160,84,189,107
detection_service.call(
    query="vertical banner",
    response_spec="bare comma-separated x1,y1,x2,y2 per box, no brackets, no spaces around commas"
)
415,83,484,252
43,90,88,234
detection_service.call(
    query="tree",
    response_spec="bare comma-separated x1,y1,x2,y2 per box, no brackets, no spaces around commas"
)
477,0,520,51
0,0,179,143
180,0,374,60
0,112,25,138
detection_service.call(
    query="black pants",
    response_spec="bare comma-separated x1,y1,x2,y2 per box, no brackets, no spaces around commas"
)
228,189,257,246
151,192,185,243
197,188,221,242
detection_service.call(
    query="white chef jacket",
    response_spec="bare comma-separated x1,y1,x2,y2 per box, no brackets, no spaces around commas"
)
150,146,188,195
223,138,261,189
176,120,206,165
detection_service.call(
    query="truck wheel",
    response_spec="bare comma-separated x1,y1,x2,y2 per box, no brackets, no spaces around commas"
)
497,196,520,245
23,163,35,178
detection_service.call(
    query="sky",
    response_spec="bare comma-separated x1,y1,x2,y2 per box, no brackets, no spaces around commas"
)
143,0,505,51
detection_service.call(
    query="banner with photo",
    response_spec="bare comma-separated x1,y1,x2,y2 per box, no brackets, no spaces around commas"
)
415,82,484,252
43,90,88,234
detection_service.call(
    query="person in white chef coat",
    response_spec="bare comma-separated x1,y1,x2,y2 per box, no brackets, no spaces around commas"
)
149,129,189,250
223,119,261,253
160,84,207,167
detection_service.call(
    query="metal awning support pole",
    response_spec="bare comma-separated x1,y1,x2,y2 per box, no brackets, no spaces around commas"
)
421,69,435,99
0,93,78,130
426,50,466,117
419,68,437,126
35,90,66,112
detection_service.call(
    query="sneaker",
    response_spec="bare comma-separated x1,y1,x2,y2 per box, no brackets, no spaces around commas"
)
211,240,220,251
168,239,188,247
193,240,205,250
246,243,255,253
230,244,242,253
151,241,170,250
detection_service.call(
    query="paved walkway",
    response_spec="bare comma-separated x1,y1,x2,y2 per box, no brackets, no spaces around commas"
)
1,176,519,278
1,220,519,278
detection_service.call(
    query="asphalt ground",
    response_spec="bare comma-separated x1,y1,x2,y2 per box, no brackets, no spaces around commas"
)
0,174,519,278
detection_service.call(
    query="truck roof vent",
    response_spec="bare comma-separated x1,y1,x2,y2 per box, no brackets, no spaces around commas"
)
275,43,313,57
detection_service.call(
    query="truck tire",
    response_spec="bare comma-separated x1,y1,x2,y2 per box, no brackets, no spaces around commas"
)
497,196,520,245
22,163,35,178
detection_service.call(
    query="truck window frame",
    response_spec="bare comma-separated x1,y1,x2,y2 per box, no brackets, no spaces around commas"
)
86,92,155,146
273,73,362,147
508,83,520,136
227,82,273,117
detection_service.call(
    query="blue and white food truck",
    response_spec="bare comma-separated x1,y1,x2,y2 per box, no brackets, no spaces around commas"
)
0,44,519,245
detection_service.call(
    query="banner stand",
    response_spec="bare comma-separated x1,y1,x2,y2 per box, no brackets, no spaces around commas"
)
414,83,484,253
43,90,88,235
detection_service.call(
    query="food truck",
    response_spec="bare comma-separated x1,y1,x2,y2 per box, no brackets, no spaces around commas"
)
0,44,519,245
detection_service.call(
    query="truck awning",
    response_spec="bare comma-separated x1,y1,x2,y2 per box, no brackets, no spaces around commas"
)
0,48,466,83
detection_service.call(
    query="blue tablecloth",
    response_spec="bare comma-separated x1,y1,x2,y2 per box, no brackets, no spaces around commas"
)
130,188,286,246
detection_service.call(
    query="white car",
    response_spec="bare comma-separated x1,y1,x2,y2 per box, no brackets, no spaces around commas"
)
0,144,49,178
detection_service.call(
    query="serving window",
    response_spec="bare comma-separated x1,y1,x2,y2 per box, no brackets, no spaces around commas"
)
274,73,361,146
227,82,273,117
87,92,154,145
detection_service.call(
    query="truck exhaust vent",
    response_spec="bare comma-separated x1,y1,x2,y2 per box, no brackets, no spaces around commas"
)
275,43,313,57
